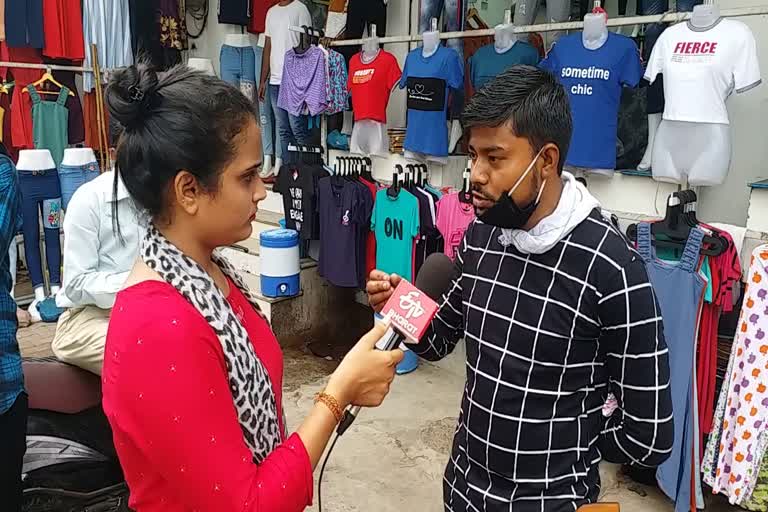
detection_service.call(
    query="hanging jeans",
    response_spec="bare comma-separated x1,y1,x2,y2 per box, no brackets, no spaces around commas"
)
637,223,705,512
269,84,311,166
59,161,100,210
18,169,63,289
220,44,256,103
419,0,467,119
514,0,570,47
254,46,278,160
5,0,44,49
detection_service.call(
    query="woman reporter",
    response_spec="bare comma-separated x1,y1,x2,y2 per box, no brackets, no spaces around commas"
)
102,63,403,512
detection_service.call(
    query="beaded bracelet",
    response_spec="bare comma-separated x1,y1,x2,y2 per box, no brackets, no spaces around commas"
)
315,391,344,423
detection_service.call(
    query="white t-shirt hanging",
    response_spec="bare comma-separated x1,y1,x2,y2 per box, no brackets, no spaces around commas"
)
645,19,761,125
265,0,312,86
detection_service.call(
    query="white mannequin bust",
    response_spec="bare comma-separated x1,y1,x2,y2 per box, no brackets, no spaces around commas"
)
62,148,97,167
422,17,440,58
582,12,608,50
362,23,380,62
17,149,55,171
494,24,517,53
690,3,721,29
187,58,215,75
224,33,253,48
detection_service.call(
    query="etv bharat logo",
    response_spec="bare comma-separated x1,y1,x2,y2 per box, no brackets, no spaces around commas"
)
398,291,425,319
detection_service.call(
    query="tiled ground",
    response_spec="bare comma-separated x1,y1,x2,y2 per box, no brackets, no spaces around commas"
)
17,321,56,358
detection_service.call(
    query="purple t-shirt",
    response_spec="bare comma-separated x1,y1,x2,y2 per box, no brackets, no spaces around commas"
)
278,46,328,116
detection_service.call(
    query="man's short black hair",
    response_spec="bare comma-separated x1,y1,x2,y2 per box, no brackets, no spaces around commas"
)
462,65,572,172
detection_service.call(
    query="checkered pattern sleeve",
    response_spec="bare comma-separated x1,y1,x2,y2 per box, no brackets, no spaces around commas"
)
597,252,674,467
411,228,469,362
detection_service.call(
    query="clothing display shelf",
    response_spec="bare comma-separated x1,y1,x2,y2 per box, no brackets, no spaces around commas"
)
317,5,768,46
0,62,95,73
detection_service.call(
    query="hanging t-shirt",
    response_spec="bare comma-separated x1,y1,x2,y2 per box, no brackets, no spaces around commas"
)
318,177,370,288
274,163,327,240
264,0,312,85
278,46,328,116
348,50,402,123
540,32,642,170
359,177,378,281
219,0,250,25
645,19,761,125
400,46,463,157
436,191,475,260
371,188,420,283
469,42,541,90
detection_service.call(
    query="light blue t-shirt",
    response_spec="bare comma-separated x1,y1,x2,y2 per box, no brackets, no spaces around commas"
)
371,188,420,282
469,42,540,90
540,32,642,170
400,46,463,157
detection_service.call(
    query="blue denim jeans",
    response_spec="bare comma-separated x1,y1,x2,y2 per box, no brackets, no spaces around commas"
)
18,169,62,288
269,84,311,165
58,162,100,210
254,46,278,159
220,45,256,102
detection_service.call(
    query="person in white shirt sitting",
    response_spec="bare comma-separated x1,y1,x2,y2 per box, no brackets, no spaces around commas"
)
52,170,145,374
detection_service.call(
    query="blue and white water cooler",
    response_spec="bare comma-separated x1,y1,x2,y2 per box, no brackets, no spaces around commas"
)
259,229,301,298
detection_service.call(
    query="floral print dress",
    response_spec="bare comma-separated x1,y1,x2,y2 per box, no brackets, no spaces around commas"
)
703,244,768,505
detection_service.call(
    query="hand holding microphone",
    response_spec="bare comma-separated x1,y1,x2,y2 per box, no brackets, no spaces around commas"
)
325,322,404,409
366,271,403,313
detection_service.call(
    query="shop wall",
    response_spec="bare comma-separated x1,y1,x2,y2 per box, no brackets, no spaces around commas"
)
187,0,768,226
696,0,768,226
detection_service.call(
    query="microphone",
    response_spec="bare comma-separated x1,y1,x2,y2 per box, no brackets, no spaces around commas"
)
337,253,455,435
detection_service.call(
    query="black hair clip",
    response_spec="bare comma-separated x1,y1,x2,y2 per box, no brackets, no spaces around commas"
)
128,85,144,103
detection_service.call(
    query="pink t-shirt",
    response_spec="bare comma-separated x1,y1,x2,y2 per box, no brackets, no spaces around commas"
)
436,192,475,260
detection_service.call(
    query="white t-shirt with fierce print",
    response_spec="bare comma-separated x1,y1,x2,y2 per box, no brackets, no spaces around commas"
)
645,18,761,125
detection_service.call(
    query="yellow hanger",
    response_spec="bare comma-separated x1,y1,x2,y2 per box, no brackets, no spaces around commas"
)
22,69,75,97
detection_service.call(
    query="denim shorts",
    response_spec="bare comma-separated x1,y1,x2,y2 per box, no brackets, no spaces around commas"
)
59,162,100,210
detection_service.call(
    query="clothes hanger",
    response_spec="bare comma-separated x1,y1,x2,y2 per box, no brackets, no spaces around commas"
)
388,165,402,198
459,167,472,204
23,68,75,96
626,190,725,256
361,157,374,182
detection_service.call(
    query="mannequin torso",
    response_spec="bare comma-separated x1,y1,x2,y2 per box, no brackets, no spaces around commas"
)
187,58,215,75
224,34,253,48
582,13,608,50
494,24,517,53
422,31,440,58
17,149,55,171
61,148,97,168
690,4,721,29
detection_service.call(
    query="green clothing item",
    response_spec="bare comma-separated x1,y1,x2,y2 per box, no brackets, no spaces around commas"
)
371,188,420,283
742,457,768,511
28,85,70,167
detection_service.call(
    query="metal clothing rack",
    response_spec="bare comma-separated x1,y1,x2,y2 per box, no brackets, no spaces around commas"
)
322,5,768,46
1,51,110,304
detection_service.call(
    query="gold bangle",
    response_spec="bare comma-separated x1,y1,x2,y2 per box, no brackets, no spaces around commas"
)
315,391,344,423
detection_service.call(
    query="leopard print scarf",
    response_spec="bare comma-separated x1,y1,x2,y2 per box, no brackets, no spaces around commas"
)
141,224,282,463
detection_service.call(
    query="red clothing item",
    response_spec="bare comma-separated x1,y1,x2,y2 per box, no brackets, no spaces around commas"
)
103,280,313,512
360,177,378,280
248,0,279,34
43,0,85,60
1,44,43,151
348,50,401,123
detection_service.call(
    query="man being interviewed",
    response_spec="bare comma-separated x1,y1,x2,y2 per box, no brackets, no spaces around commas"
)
367,65,674,511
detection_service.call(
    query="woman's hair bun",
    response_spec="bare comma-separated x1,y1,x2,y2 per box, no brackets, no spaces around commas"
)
106,62,160,131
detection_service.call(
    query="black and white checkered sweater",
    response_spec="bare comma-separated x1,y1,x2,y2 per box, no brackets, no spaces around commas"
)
414,209,674,512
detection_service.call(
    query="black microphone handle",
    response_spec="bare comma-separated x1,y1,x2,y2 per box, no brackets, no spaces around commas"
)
337,325,405,435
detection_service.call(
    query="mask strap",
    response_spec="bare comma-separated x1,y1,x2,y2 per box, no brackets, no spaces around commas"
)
508,147,545,197
535,179,547,203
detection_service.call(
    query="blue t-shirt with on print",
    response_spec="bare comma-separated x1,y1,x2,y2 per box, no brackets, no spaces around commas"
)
400,46,463,157
540,32,642,170
371,188,420,283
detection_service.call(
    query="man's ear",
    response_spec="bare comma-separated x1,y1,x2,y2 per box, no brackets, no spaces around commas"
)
539,143,561,179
